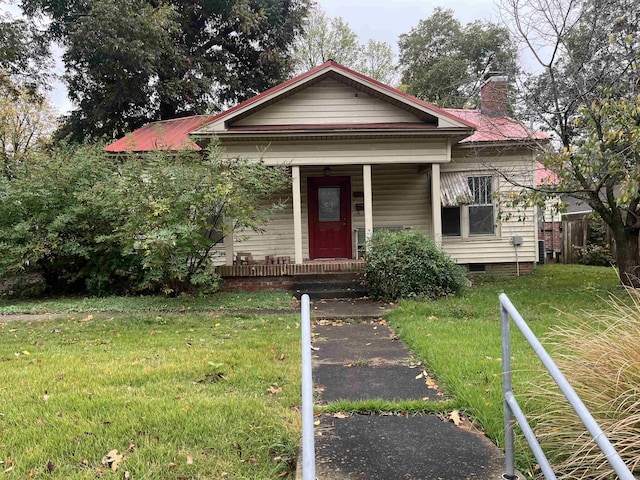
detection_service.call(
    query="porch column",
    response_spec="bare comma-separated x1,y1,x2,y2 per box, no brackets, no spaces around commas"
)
292,166,304,264
224,219,234,266
363,164,373,241
431,163,442,246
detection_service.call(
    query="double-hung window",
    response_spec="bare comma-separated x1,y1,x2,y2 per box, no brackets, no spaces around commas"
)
468,176,494,235
441,174,495,237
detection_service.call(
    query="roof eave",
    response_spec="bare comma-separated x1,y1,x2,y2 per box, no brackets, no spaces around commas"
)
190,127,474,143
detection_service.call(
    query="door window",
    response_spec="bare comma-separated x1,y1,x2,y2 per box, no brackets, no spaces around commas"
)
318,187,340,222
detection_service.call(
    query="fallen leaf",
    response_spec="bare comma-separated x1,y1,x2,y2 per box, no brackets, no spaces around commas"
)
313,420,320,426
449,409,462,426
268,385,282,395
124,471,130,479
45,461,56,473
101,449,124,472
127,441,135,452
186,455,193,465
331,412,349,419
278,354,286,361
80,314,93,322
22,350,30,356
415,372,424,380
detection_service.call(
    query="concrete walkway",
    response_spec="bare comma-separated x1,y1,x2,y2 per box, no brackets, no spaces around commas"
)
302,299,509,480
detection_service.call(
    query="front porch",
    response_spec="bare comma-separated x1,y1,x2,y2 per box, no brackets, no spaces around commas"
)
220,162,446,267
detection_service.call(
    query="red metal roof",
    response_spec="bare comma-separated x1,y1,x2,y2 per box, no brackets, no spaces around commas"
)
104,115,213,153
104,61,548,153
443,108,549,143
536,162,558,185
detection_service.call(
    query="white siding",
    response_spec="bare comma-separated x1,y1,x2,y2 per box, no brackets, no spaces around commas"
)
233,78,421,126
221,138,449,166
440,149,538,264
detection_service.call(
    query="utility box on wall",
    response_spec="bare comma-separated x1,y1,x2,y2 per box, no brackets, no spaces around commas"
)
511,235,523,246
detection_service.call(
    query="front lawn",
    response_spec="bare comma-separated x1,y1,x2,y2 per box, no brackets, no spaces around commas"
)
0,290,297,315
387,264,622,474
0,310,301,478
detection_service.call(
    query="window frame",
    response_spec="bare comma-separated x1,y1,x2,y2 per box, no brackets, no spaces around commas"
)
440,174,498,239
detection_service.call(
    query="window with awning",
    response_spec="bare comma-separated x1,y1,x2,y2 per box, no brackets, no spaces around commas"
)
440,173,496,237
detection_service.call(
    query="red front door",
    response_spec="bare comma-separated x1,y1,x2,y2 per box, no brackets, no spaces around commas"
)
308,176,352,259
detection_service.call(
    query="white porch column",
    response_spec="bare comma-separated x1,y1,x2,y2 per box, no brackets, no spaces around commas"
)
292,166,303,264
431,163,442,246
224,218,234,266
363,164,373,241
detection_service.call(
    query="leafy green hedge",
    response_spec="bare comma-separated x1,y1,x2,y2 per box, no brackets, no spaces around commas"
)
364,230,467,301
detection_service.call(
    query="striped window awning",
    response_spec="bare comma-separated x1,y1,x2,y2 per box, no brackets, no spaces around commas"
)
440,172,473,206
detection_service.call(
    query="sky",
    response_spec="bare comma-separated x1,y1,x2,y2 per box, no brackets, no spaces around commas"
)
35,0,501,114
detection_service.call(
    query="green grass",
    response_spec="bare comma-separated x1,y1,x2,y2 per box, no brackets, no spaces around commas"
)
0,311,302,478
0,290,296,315
386,264,622,473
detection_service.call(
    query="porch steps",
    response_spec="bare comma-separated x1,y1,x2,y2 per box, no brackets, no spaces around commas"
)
293,272,367,300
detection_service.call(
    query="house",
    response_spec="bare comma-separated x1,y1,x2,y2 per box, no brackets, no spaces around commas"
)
106,61,548,290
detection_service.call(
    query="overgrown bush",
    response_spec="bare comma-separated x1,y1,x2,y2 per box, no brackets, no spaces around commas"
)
0,144,290,296
575,243,614,267
363,230,467,301
525,288,640,479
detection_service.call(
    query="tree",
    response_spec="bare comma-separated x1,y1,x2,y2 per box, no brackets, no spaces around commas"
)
358,39,397,85
291,5,397,83
292,7,360,71
0,82,57,179
501,0,640,285
19,0,310,142
398,8,517,108
0,10,49,91
0,144,291,296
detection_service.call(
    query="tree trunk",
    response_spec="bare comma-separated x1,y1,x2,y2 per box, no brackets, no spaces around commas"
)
614,229,640,287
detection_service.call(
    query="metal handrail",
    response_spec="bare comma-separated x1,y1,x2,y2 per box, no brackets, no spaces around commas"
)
500,293,637,480
300,294,316,479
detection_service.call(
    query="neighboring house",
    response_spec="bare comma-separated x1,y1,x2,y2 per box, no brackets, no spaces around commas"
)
106,61,548,287
536,164,595,263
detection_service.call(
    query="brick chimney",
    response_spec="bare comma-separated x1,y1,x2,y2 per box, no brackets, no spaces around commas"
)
480,75,509,117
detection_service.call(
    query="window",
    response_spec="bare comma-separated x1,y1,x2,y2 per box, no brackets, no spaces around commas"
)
468,176,494,235
440,174,496,238
442,207,461,236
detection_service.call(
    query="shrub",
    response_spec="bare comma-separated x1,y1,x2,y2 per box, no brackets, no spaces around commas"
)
363,230,467,301
575,243,614,267
525,288,640,479
0,144,290,296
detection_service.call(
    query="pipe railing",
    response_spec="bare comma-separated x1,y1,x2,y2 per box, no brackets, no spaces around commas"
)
500,293,636,480
300,294,316,479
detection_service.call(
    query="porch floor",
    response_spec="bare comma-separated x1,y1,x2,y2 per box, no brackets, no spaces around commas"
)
216,259,365,277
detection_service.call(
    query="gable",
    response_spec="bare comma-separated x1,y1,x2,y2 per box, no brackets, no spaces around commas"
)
191,62,476,138
232,78,424,127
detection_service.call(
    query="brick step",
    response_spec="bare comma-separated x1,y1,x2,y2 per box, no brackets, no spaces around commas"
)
294,288,367,300
293,272,368,299
293,272,362,284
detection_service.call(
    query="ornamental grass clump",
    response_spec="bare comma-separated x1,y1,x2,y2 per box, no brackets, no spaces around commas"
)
525,288,640,479
363,230,467,301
